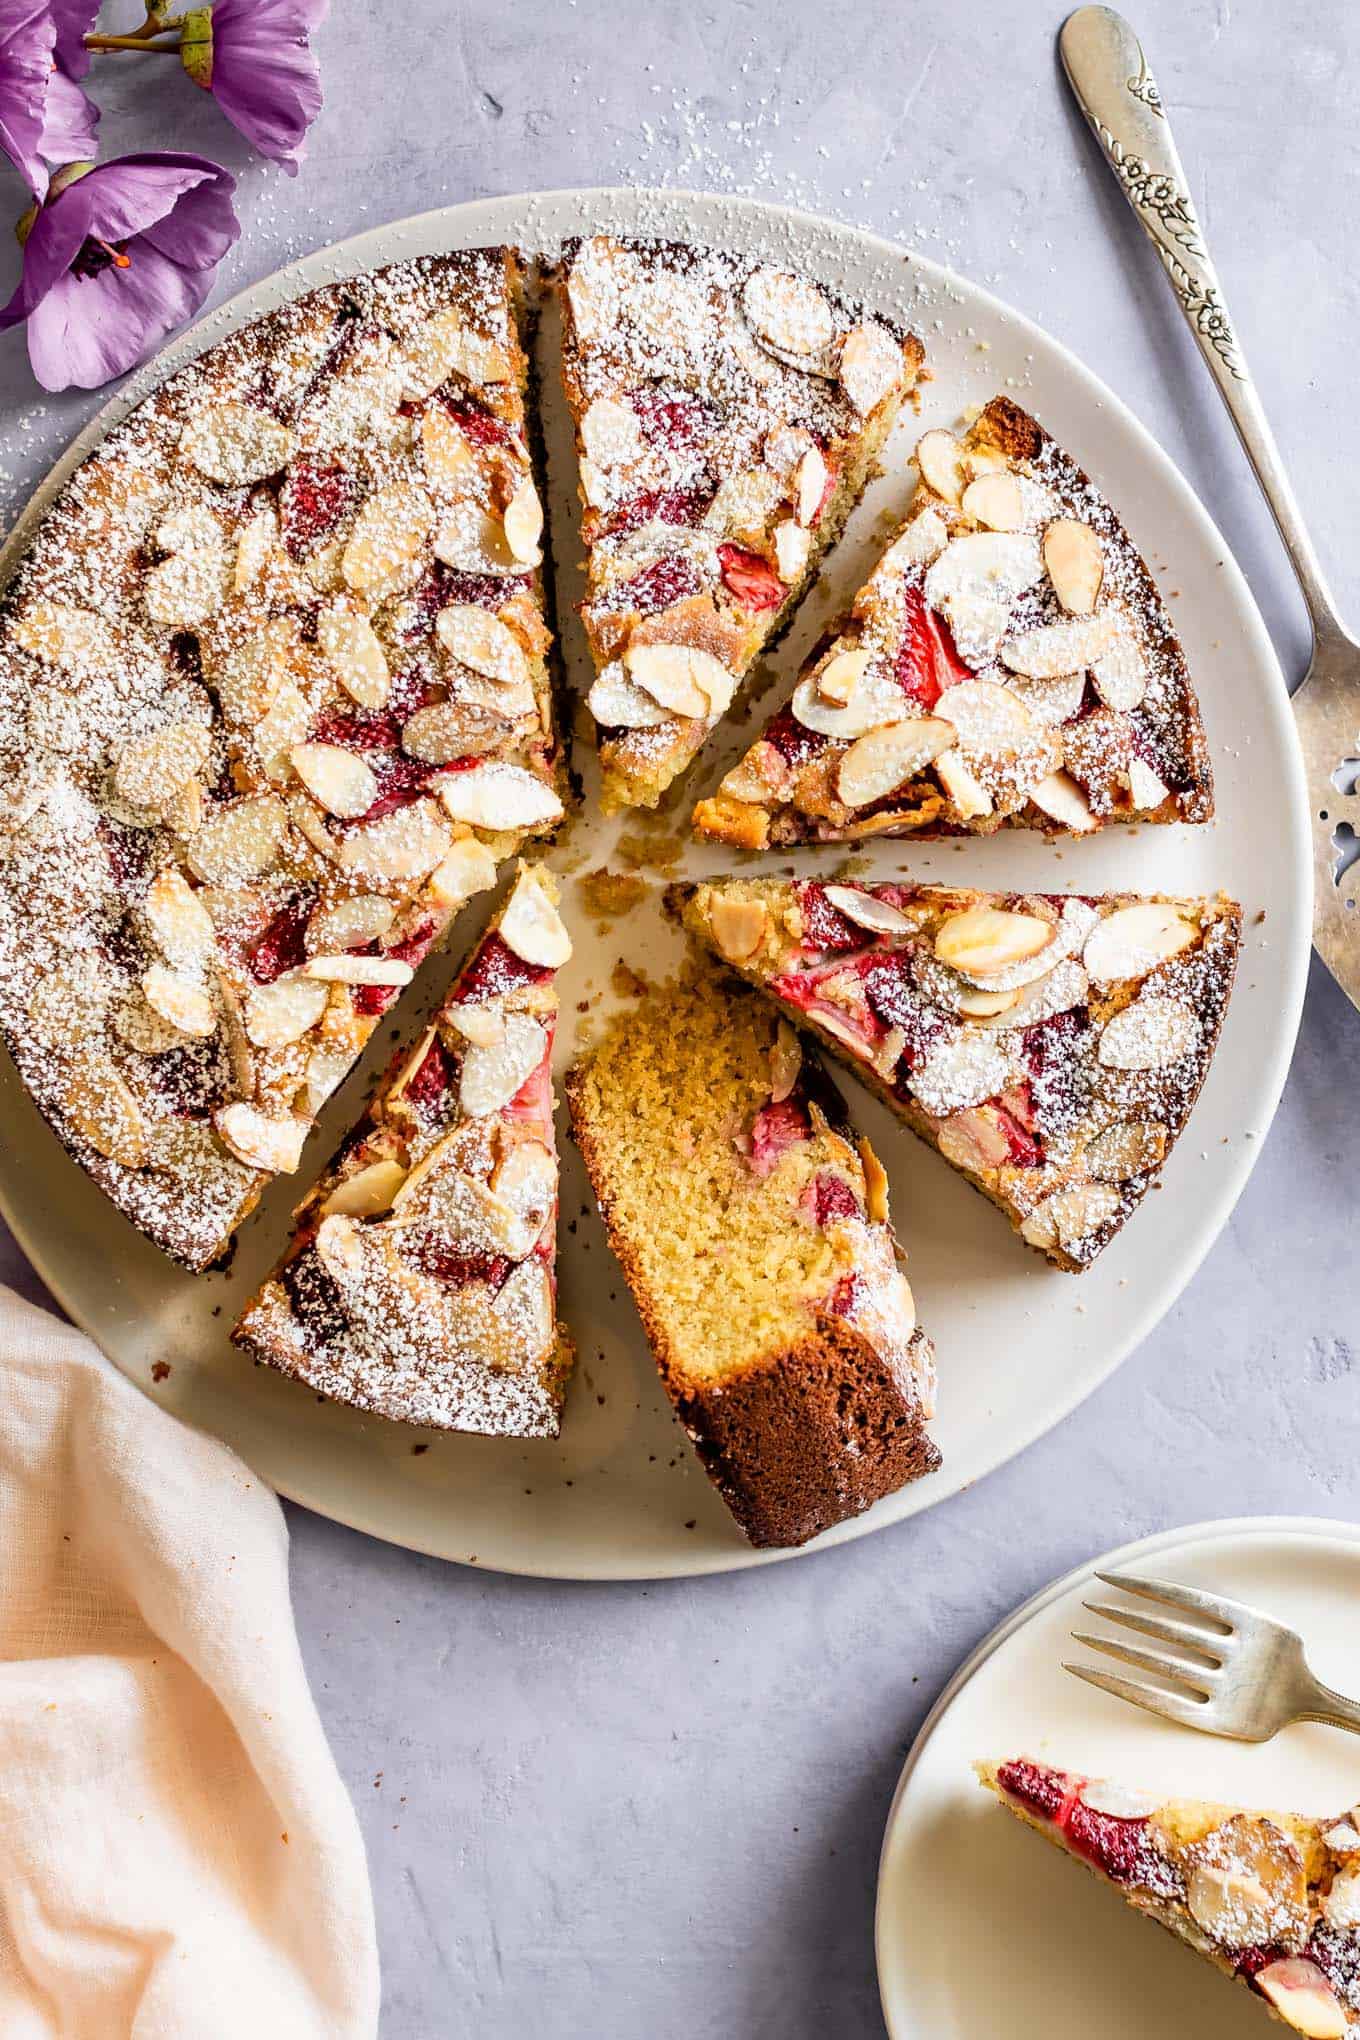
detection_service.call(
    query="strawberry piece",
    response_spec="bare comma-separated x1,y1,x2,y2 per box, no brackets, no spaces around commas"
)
631,388,718,449
992,1081,1044,1167
1023,1008,1094,1140
1303,1928,1360,2008
862,955,947,1069
355,754,444,824
796,881,861,954
896,582,972,709
433,390,510,446
761,702,828,769
811,455,837,526
99,816,157,890
456,930,551,1005
403,1033,452,1115
603,483,714,542
805,1170,861,1228
996,1759,1067,1821
748,1096,811,1177
280,455,356,558
402,1239,512,1290
352,917,438,1017
1064,1801,1182,1898
615,553,703,616
717,542,784,614
247,892,315,984
308,706,401,752
824,1270,863,1320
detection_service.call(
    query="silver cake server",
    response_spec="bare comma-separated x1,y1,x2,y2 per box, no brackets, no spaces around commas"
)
1060,5,1360,1011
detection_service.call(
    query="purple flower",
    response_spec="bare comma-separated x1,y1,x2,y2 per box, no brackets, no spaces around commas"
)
0,153,239,390
181,0,328,174
0,0,99,196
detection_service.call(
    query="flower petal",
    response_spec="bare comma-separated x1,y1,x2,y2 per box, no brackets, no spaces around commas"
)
38,67,98,169
25,239,216,391
206,0,329,173
0,0,59,195
67,152,235,248
136,171,240,273
50,0,97,79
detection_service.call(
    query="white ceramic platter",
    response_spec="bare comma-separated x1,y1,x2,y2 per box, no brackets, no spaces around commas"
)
0,188,1310,1578
876,1515,1360,2038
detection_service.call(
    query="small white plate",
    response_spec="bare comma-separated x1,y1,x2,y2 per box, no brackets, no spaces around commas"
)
876,1516,1360,2038
0,188,1311,1577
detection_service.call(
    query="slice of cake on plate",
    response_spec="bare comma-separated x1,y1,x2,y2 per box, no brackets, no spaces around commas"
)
557,233,925,812
565,967,938,1547
692,395,1213,848
233,862,574,1435
979,1757,1360,2036
673,876,1240,1270
0,248,565,1269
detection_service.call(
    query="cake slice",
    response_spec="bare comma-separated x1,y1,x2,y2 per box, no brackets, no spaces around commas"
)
558,234,925,812
232,863,574,1435
692,395,1213,848
0,248,566,1270
565,967,938,1547
979,1757,1360,2036
673,876,1240,1271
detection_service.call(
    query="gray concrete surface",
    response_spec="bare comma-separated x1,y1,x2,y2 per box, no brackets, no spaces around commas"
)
1,1,1358,2031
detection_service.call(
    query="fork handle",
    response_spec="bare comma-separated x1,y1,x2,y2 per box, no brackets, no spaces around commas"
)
1298,1675,1360,1738
1059,6,1346,649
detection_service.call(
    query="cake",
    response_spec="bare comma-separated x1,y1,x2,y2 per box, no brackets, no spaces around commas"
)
565,967,938,1547
0,248,565,1269
692,396,1214,848
980,1757,1360,2036
232,862,574,1434
673,876,1240,1271
557,234,925,812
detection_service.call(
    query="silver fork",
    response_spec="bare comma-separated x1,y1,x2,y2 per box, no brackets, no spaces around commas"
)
1065,1570,1360,1741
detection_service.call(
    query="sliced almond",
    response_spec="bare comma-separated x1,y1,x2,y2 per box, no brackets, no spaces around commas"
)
794,444,828,527
1000,609,1117,679
433,499,523,577
908,1029,1013,1118
303,954,415,987
624,641,734,721
763,424,817,477
1042,518,1104,614
960,471,1025,532
503,478,544,564
708,895,768,962
791,664,908,739
1324,1862,1360,1929
1254,1960,1346,2039
254,680,312,767
742,268,835,364
1086,1119,1167,1182
580,394,644,468
400,306,508,398
111,994,187,1057
1029,768,1097,833
1083,903,1197,984
491,1258,554,1359
180,402,294,486
1128,755,1169,810
956,984,1019,1018
244,973,329,1047
115,721,211,811
289,742,379,821
427,835,499,910
318,607,390,710
459,1011,546,1117
1091,605,1149,711
438,765,564,833
769,1020,802,1103
14,601,113,670
934,746,994,820
213,1102,308,1174
837,718,954,808
823,885,915,935
935,679,1040,758
216,618,297,726
64,1060,146,1168
143,866,215,968
336,798,453,881
401,698,507,764
937,1105,1010,1175
935,906,1055,978
1010,670,1087,727
879,507,948,574
435,604,530,689
445,1002,505,1050
857,1136,891,1223
301,1043,351,1116
1021,1180,1122,1251
587,662,672,730
234,500,279,591
321,1158,408,1219
307,894,395,953
142,963,217,1039
490,1139,557,1251
914,429,966,506
923,531,1044,663
342,482,433,594
838,320,902,415
773,518,812,583
970,956,1090,1031
1098,995,1199,1071
500,867,571,968
419,403,479,496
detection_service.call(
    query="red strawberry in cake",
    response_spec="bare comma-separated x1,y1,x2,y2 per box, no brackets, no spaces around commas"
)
233,864,574,1435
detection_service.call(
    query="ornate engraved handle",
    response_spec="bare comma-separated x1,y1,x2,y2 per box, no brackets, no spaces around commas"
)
1059,6,1345,645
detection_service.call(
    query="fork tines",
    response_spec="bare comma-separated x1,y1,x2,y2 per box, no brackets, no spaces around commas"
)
1063,1569,1239,1731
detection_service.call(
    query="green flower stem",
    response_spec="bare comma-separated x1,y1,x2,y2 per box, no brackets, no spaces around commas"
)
84,32,183,50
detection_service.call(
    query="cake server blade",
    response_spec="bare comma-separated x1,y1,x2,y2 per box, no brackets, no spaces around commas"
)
1060,5,1360,1012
